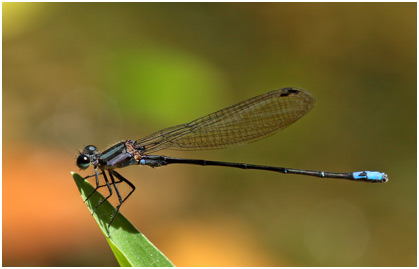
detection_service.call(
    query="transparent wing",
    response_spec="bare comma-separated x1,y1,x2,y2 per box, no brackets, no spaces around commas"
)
136,87,315,154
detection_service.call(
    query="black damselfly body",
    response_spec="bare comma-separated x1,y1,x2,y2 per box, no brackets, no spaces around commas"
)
76,87,388,236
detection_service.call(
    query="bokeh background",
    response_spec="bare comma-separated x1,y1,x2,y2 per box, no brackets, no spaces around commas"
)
3,2,416,266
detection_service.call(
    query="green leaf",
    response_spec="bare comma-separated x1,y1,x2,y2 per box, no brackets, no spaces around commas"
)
71,172,175,267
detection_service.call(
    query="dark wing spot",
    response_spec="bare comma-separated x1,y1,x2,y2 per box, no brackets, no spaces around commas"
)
279,87,300,96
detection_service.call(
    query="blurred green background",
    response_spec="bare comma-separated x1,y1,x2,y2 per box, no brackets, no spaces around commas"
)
3,2,416,266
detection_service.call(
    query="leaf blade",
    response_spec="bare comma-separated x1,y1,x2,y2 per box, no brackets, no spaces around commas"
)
72,172,174,267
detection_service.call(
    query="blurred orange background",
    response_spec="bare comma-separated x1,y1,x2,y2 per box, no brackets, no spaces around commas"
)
3,2,416,266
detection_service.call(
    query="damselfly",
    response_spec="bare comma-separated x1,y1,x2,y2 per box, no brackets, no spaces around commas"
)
76,87,388,235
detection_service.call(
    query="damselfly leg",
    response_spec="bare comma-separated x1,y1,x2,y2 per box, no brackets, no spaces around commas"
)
83,169,136,235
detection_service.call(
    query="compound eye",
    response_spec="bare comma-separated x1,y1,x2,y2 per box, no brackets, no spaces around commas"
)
76,154,91,169
84,145,97,154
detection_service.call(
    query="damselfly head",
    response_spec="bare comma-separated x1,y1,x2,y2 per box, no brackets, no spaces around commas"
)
76,145,98,169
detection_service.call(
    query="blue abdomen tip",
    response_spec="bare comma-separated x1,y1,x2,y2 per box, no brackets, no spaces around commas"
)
353,171,388,182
